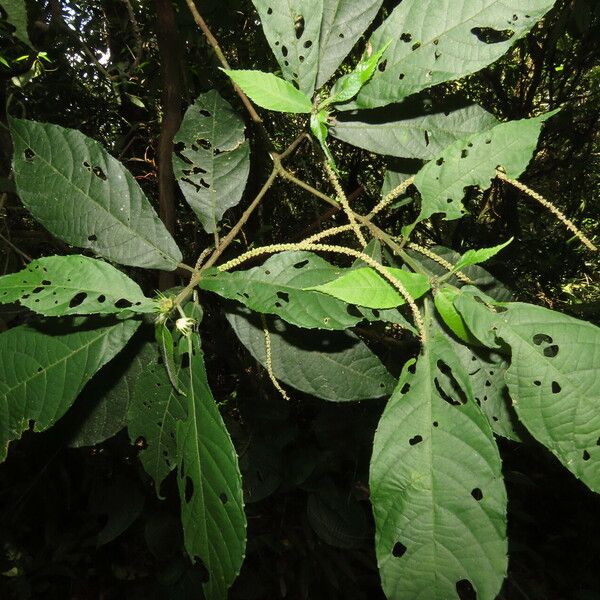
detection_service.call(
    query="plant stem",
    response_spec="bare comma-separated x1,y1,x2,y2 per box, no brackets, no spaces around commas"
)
183,0,262,124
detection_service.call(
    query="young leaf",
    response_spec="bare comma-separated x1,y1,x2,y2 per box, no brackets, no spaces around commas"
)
176,334,246,600
222,69,313,113
434,284,475,344
327,41,391,105
0,317,139,461
370,332,507,598
316,0,384,88
453,238,513,272
128,337,187,495
412,112,557,225
355,0,558,109
9,118,182,271
0,0,32,47
0,254,156,317
173,90,250,234
308,266,430,309
251,0,324,95
227,307,396,401
455,292,600,493
200,251,404,330
332,100,498,159
310,110,336,166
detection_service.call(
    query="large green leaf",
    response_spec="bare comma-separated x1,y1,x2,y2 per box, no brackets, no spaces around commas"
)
201,251,410,330
9,118,182,270
308,266,430,309
227,307,396,401
0,254,155,317
332,100,498,159
370,332,507,598
173,90,250,233
413,112,555,224
223,69,313,113
0,317,139,461
455,292,600,492
68,338,157,448
176,334,246,599
0,0,31,46
316,0,384,88
128,337,187,494
251,0,324,95
355,0,557,109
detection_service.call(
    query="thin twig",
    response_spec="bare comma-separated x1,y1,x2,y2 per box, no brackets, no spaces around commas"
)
0,232,32,262
183,0,262,123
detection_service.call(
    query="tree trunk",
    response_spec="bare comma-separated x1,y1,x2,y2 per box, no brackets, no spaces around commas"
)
154,0,183,289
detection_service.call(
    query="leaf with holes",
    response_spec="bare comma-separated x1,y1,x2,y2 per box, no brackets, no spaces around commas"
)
251,0,323,95
173,90,250,233
354,0,558,109
370,331,507,599
222,69,313,113
412,112,556,226
176,334,246,600
128,337,187,495
0,254,155,317
453,238,513,272
308,266,430,309
201,251,412,330
0,317,139,462
227,307,396,401
333,99,498,159
447,335,524,442
455,291,600,492
69,338,158,448
0,0,32,46
9,118,182,270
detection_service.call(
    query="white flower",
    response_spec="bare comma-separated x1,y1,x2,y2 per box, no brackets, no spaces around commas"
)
175,317,196,337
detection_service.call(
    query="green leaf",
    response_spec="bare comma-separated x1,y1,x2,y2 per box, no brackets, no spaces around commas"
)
201,251,396,330
332,99,498,159
251,0,324,95
455,292,600,492
310,110,336,165
446,336,524,442
308,266,430,309
9,118,182,271
370,332,507,598
0,317,139,461
128,337,187,495
0,254,156,317
316,0,384,88
327,41,391,105
407,245,513,302
413,112,557,224
355,0,558,109
434,284,475,344
227,307,396,401
222,69,313,113
453,238,513,272
0,0,32,47
69,338,158,448
176,334,246,599
173,90,250,233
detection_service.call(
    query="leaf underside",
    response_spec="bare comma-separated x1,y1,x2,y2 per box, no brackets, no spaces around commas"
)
174,90,251,233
